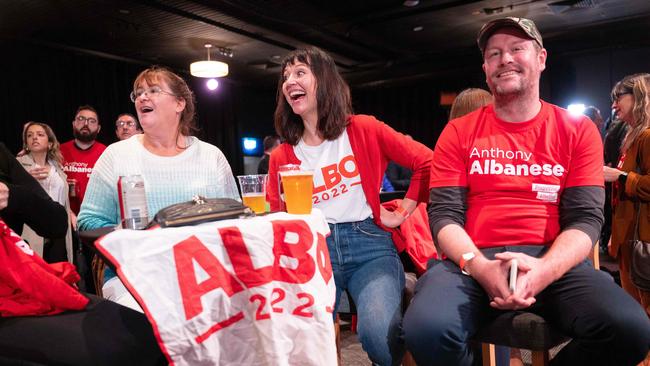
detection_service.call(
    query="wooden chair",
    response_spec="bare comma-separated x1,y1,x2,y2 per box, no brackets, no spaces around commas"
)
475,244,600,366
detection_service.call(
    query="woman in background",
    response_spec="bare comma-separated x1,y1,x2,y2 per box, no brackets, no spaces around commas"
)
604,73,650,317
268,47,432,365
78,66,239,311
17,121,73,263
449,88,492,120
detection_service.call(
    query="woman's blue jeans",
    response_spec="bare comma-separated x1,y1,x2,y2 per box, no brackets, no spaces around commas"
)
328,217,405,366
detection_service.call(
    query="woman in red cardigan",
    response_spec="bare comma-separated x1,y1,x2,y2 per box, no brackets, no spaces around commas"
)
268,47,432,365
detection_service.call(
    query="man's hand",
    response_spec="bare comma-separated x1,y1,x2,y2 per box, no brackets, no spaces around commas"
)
0,182,8,210
491,252,554,310
466,256,514,307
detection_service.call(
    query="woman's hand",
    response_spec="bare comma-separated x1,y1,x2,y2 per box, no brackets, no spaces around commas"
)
29,166,49,181
379,205,406,228
603,166,623,182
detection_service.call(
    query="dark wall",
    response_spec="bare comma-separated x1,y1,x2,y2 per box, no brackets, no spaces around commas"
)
546,45,650,120
0,40,276,176
2,39,650,175
352,43,650,149
0,41,140,153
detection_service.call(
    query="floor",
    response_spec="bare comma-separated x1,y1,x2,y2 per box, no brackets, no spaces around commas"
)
339,317,371,366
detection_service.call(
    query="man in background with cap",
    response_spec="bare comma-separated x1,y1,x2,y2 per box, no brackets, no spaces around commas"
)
403,17,650,366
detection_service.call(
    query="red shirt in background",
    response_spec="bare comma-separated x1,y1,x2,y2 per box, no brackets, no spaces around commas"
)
60,140,106,214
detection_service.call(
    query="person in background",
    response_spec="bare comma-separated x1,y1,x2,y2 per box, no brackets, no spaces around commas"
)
268,47,432,365
0,142,165,366
381,174,395,192
77,66,240,311
385,134,420,192
17,122,73,263
60,105,107,215
601,105,629,253
584,105,605,139
604,73,650,316
257,135,280,174
449,88,493,120
404,17,649,366
115,113,143,141
386,161,412,192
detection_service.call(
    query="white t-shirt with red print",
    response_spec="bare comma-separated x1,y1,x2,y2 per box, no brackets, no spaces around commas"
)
294,130,372,223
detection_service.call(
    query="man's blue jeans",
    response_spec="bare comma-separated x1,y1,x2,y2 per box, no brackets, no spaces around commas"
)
328,217,405,366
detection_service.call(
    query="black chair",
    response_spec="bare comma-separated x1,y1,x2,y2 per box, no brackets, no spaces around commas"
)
474,312,570,366
473,246,600,366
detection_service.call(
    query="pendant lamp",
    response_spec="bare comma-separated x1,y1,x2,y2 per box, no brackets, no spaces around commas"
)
190,44,228,78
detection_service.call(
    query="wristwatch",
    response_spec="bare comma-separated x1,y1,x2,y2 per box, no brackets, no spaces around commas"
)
618,172,628,185
459,252,476,275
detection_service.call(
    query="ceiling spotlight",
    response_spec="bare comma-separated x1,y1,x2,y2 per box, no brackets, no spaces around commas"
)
218,47,234,58
206,78,219,91
413,26,424,32
190,44,229,78
403,0,419,6
567,103,586,116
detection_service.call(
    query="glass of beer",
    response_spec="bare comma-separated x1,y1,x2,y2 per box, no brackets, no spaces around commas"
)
279,168,313,214
237,174,268,214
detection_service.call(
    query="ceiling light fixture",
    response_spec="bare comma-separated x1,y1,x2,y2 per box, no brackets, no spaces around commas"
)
190,44,229,78
206,78,219,91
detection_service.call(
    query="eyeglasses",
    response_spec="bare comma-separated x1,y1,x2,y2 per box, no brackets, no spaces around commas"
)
75,115,98,125
130,86,177,102
116,120,136,128
612,91,631,103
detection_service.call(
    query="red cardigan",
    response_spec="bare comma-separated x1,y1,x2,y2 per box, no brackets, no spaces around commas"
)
268,114,433,231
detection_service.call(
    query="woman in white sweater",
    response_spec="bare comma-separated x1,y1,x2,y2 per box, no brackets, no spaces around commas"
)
78,66,240,310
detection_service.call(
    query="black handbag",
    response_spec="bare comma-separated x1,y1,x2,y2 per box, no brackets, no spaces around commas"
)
629,148,650,291
630,202,650,291
152,196,252,228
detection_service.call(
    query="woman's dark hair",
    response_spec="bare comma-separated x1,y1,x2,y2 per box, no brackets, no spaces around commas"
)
274,47,352,145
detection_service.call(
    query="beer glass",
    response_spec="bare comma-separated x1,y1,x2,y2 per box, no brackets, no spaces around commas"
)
237,174,268,214
279,166,313,214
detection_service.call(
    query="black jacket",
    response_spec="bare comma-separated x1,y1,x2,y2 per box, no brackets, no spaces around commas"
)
0,143,67,237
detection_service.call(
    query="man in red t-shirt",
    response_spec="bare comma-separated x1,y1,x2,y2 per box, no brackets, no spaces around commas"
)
404,17,650,366
60,105,106,217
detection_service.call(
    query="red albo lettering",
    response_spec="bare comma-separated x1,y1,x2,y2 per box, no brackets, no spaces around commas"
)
173,220,333,321
313,154,359,193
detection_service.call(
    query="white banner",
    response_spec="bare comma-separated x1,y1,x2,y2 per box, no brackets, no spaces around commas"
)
96,209,336,366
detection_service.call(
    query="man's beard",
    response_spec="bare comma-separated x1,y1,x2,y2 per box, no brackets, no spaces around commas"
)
73,127,98,143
